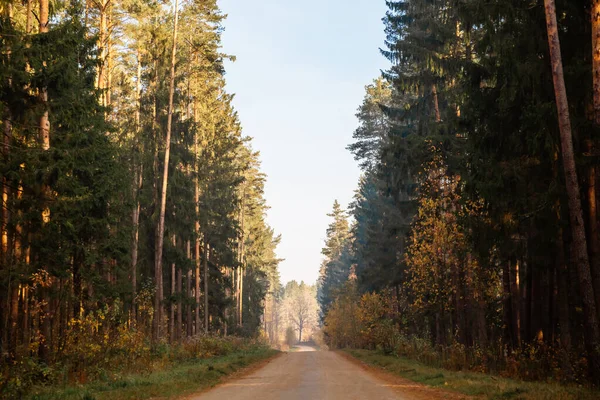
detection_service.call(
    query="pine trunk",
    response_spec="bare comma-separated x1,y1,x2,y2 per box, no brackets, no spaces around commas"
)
151,55,160,340
510,259,521,347
130,164,141,322
185,240,191,337
26,0,33,33
131,51,143,321
194,116,201,335
239,264,245,326
39,0,49,150
170,236,176,341
2,109,10,281
502,261,515,348
154,0,179,341
38,0,51,362
177,264,182,341
204,242,209,333
238,195,245,327
97,0,108,107
432,84,441,123
590,0,600,323
544,0,600,382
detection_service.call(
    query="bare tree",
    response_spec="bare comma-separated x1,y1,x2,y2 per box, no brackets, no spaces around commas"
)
282,282,318,343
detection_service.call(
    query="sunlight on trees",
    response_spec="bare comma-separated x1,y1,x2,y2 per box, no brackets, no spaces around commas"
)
319,0,600,387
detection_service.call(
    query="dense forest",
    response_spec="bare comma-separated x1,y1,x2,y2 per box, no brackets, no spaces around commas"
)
6,0,600,395
320,0,600,387
0,0,283,391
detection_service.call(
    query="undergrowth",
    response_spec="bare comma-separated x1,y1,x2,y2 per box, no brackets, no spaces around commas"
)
345,349,598,400
1,333,275,400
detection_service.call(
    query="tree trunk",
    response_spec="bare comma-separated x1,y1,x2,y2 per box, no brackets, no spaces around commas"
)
238,194,245,327
590,0,600,323
454,262,466,345
96,0,109,107
593,0,600,125
26,0,33,33
38,0,51,362
131,50,143,322
130,164,141,322
204,242,209,334
8,284,19,355
510,258,521,347
151,55,160,340
22,285,29,350
2,106,11,340
502,261,515,348
39,0,49,150
194,113,201,335
170,235,176,341
154,0,179,341
106,7,112,108
239,262,241,327
186,240,191,337
73,251,82,320
544,0,600,382
236,263,240,325
530,265,542,341
432,84,441,123
177,249,182,341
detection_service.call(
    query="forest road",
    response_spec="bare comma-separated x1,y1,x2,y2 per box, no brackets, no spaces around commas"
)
187,348,460,400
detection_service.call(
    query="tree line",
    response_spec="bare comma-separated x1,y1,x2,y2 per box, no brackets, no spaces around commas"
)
319,0,600,386
0,0,281,368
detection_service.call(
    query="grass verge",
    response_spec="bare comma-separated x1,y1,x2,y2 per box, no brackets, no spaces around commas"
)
27,347,278,400
344,349,598,400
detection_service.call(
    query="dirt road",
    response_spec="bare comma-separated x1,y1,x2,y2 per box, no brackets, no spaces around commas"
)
188,347,465,400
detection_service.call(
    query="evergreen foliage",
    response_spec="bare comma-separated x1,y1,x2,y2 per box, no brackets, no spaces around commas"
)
0,0,281,390
320,0,600,386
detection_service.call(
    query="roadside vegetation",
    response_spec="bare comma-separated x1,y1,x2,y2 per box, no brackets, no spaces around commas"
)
12,336,276,400
345,349,597,400
324,281,597,391
318,0,600,392
0,1,282,399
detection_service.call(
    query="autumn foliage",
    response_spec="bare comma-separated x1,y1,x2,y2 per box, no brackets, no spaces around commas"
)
323,150,591,383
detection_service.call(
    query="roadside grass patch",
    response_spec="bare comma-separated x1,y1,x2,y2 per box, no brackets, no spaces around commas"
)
344,349,598,400
27,347,278,400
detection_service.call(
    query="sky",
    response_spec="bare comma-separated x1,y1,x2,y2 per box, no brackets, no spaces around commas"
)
219,0,389,286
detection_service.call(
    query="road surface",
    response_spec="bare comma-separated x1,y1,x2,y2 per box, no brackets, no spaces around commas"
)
188,346,462,400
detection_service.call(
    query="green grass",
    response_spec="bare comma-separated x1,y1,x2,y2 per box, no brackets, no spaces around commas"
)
27,347,278,400
344,349,599,400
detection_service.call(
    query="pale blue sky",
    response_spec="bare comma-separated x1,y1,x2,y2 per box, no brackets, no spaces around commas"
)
219,0,389,285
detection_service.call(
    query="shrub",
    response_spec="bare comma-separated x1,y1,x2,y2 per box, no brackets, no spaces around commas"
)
1,309,268,400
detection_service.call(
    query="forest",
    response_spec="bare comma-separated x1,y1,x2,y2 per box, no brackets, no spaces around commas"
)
5,0,600,397
0,0,288,396
319,0,600,388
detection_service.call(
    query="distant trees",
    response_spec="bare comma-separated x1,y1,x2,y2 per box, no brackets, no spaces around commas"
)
280,281,318,343
318,200,351,316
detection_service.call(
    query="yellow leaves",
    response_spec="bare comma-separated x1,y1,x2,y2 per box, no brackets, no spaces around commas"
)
406,150,486,317
31,269,54,288
42,207,51,223
323,284,398,351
